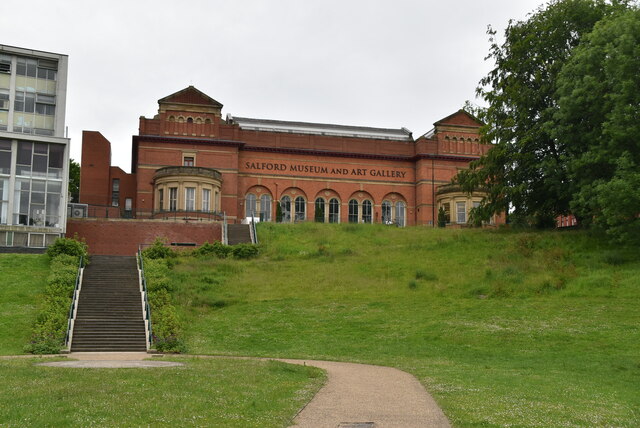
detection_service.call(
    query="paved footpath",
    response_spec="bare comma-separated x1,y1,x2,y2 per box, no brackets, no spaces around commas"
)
15,353,451,427
37,352,183,368
279,359,451,428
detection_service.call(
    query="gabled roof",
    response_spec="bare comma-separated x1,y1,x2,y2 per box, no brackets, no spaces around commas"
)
434,109,483,128
227,115,413,141
158,86,223,108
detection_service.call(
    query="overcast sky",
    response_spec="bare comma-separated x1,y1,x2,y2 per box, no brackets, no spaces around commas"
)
2,0,543,172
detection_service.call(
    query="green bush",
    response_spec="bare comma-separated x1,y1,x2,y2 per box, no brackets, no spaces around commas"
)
195,241,232,258
152,305,185,353
437,206,448,227
144,259,173,292
232,243,259,259
142,238,176,260
601,250,627,266
415,269,438,281
26,254,80,354
142,255,184,353
46,236,88,260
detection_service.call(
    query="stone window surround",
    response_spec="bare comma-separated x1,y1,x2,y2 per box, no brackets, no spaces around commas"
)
153,167,222,213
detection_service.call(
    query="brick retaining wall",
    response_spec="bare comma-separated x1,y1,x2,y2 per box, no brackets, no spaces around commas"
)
67,219,222,256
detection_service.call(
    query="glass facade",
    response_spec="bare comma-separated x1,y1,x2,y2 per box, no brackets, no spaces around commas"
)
11,57,58,136
0,139,64,229
0,46,69,248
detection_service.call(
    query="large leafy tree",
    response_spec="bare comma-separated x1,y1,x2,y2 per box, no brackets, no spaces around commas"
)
555,7,640,240
456,0,630,226
69,159,80,202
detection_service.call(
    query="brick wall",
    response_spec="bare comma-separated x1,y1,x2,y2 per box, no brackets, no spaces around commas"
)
67,219,222,256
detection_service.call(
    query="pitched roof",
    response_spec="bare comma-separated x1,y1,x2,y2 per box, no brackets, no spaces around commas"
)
158,86,223,108
434,109,483,127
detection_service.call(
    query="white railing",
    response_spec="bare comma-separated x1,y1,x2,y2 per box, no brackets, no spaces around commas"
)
64,256,84,352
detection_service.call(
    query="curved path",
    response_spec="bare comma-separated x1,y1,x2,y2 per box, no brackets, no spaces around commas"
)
26,353,450,427
280,359,450,428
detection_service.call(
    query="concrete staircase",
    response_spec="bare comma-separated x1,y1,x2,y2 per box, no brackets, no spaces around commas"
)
227,223,253,245
70,255,147,352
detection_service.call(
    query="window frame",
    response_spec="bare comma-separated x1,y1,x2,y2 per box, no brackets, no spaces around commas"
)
185,187,196,211
456,201,466,224
294,196,306,222
348,199,359,223
169,187,178,211
362,200,373,223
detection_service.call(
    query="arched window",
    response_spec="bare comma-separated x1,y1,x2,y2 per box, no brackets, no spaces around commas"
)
245,194,257,218
362,200,372,223
177,116,185,123
395,201,406,227
195,117,203,124
315,198,325,222
168,115,175,122
382,201,392,224
205,118,212,124
348,199,359,223
280,196,291,223
329,198,340,223
187,117,194,124
260,194,272,222
294,196,306,221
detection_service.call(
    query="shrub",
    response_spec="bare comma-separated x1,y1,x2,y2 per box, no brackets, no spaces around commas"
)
437,206,447,227
601,250,627,266
232,243,259,259
142,238,176,259
46,236,88,260
415,269,438,281
151,305,185,352
26,254,80,354
195,241,232,258
142,255,184,353
144,258,173,292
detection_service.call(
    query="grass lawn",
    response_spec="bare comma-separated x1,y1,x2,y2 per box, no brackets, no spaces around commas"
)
0,357,324,427
0,254,49,355
169,223,640,427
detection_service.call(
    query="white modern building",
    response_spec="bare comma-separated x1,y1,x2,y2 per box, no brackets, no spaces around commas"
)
0,44,70,248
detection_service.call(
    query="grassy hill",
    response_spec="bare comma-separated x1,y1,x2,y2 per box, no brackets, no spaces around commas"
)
0,253,323,427
170,223,640,427
0,254,49,354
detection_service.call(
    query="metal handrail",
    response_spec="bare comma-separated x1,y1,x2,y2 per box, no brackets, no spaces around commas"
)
137,247,154,349
64,255,84,350
250,211,259,245
222,212,228,245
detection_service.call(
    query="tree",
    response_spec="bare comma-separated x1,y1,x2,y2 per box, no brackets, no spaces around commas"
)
455,0,628,226
69,159,80,202
437,206,447,228
554,7,640,240
314,201,324,222
276,200,283,223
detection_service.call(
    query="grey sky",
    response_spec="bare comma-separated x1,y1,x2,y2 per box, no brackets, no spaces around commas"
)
2,0,543,172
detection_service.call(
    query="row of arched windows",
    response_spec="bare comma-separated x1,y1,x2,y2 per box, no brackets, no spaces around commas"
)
167,115,212,124
245,193,407,226
444,136,480,143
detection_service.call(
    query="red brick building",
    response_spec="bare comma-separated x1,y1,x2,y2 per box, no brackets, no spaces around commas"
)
78,86,499,244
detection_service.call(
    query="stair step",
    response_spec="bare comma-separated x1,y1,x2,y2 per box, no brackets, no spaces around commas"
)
71,255,148,352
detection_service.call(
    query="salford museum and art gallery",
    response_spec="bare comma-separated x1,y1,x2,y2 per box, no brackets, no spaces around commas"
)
79,86,501,236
